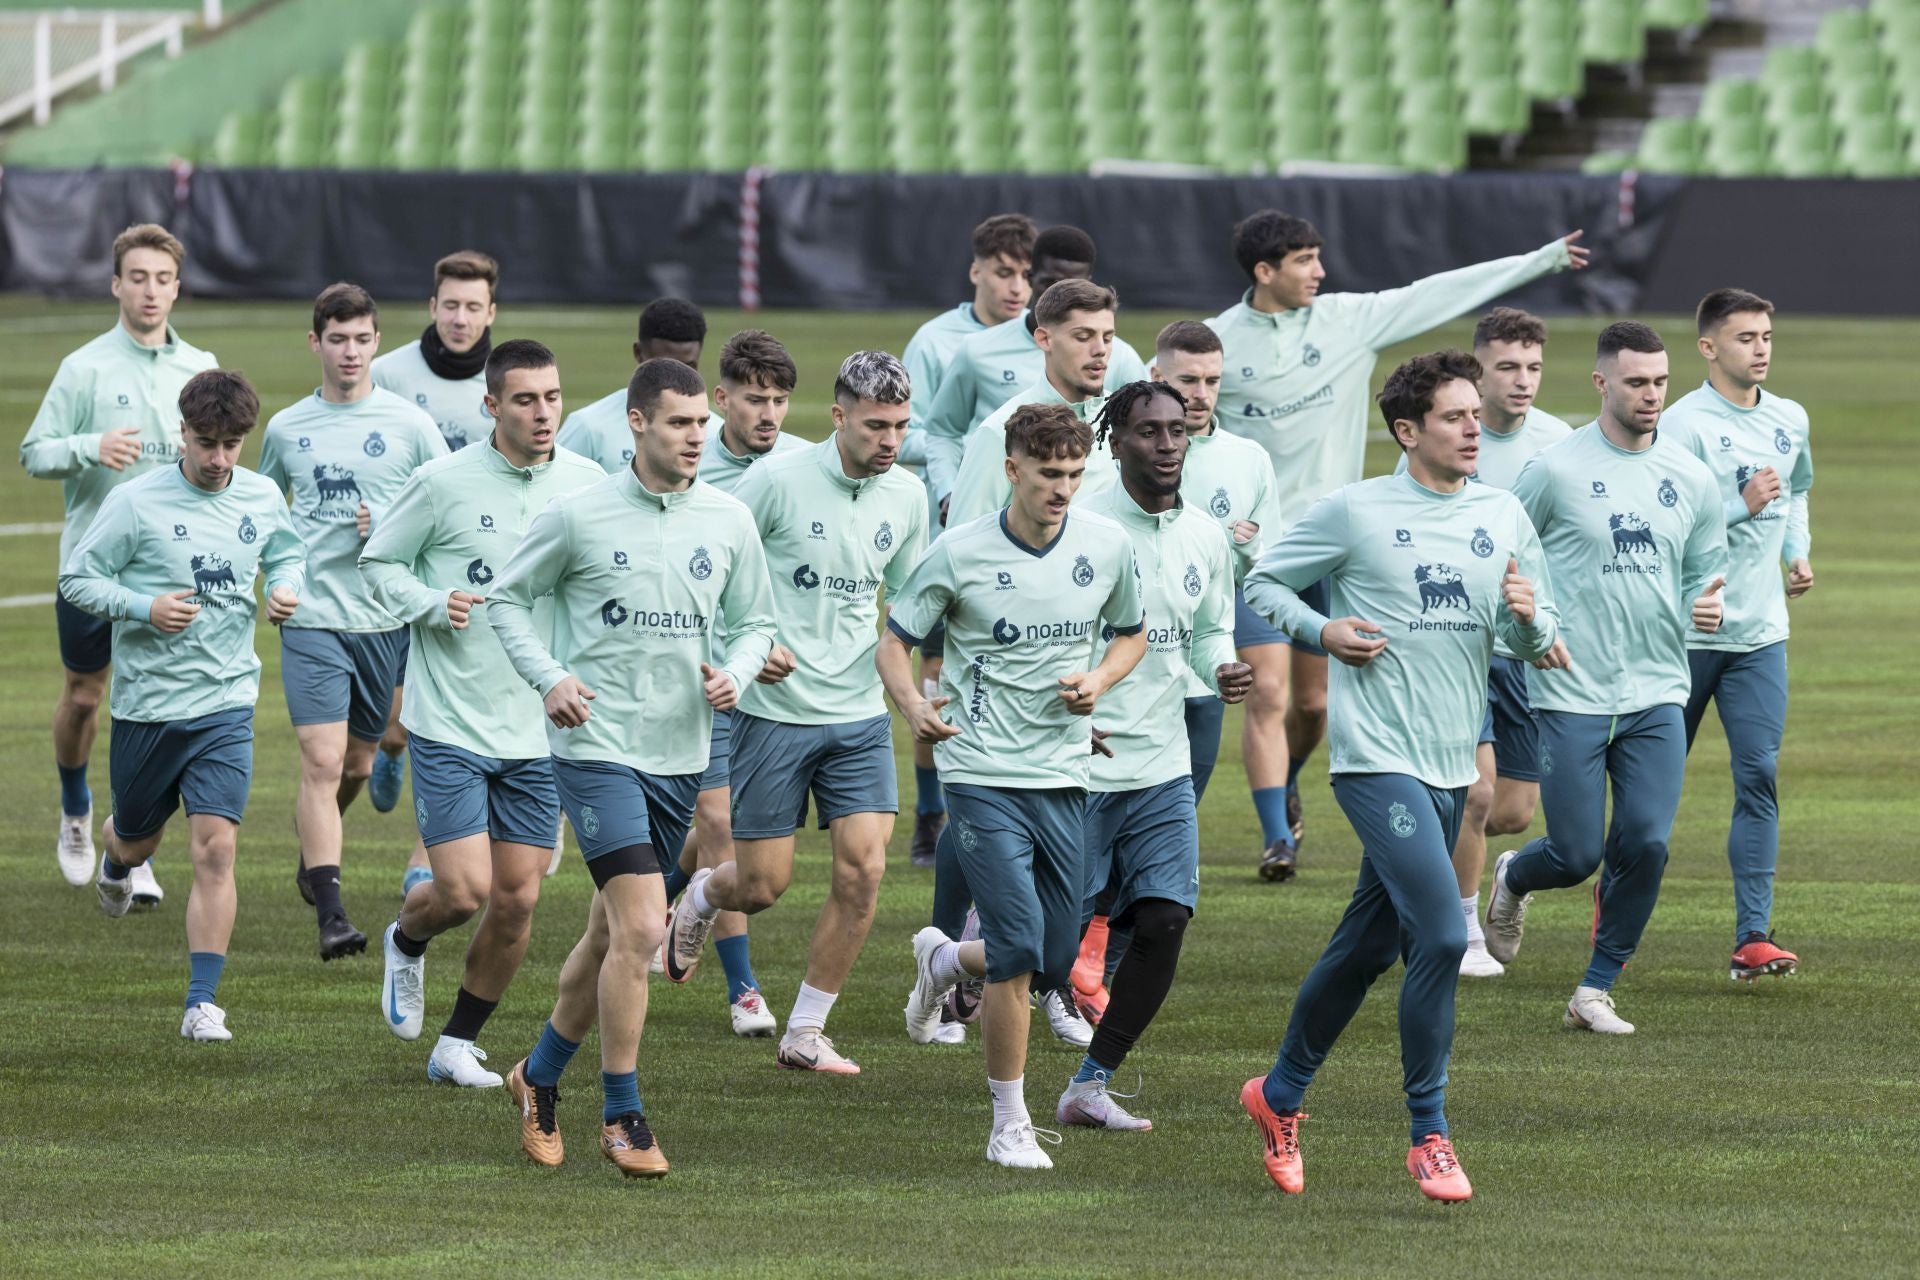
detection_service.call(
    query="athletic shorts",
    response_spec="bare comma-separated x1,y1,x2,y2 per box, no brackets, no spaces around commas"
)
728,711,898,839
945,783,1085,987
55,590,112,675
1486,655,1540,782
109,706,254,841
697,709,734,793
279,626,407,741
1233,578,1330,657
409,734,559,850
551,757,697,874
394,629,409,688
1082,777,1200,927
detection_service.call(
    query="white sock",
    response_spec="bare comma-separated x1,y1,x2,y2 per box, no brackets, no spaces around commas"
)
931,940,967,988
921,676,941,701
988,1076,1029,1130
689,875,716,919
787,981,837,1033
1462,894,1486,946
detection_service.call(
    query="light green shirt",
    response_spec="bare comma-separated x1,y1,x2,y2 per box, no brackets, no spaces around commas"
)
59,464,304,724
1661,381,1813,653
488,471,777,775
1080,485,1236,792
698,420,809,493
1244,473,1558,789
731,435,930,725
1510,423,1727,715
887,509,1145,791
358,437,606,759
370,339,492,452
1180,421,1283,583
904,301,987,432
554,388,633,475
946,382,1116,528
20,323,218,566
1209,239,1571,527
257,388,449,632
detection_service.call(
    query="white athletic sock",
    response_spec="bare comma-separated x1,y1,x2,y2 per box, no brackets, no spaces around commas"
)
1462,894,1486,946
921,676,941,701
787,981,837,1033
931,940,968,988
689,875,716,919
988,1076,1029,1131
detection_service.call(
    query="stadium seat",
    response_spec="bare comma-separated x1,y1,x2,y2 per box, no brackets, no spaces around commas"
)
1645,0,1708,31
1463,80,1530,135
952,117,1012,174
1579,0,1646,65
1396,78,1461,131
271,75,332,168
1762,76,1826,129
1579,148,1633,173
210,111,267,167
1333,112,1401,166
1823,42,1889,82
1519,38,1585,101
1699,77,1762,127
1815,8,1877,63
1083,112,1140,163
1838,115,1912,176
1761,44,1821,85
1518,0,1578,43
1333,80,1395,132
1831,78,1895,124
1635,116,1702,173
1399,115,1467,172
1770,115,1839,176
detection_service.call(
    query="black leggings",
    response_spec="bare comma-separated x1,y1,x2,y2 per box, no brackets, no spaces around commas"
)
1086,898,1190,1072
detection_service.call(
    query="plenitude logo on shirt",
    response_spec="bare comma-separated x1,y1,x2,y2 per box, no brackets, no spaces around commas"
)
1604,512,1663,576
308,464,363,521
1409,564,1480,634
187,551,246,610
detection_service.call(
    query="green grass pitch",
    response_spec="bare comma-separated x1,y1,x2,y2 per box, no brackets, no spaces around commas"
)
0,294,1913,1278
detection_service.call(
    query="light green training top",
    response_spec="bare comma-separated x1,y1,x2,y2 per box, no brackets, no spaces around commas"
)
370,339,492,452
1244,473,1558,790
887,508,1145,791
1510,423,1727,715
488,470,777,776
1660,381,1813,653
905,301,987,432
358,437,606,759
1208,239,1571,527
731,435,930,726
946,382,1116,527
1180,421,1283,583
1080,483,1236,792
257,388,449,632
697,419,809,492
554,388,633,475
59,463,305,724
20,323,218,566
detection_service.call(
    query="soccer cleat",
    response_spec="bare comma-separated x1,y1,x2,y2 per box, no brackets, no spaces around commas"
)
1057,1073,1152,1131
664,868,715,983
1257,839,1297,883
1407,1133,1473,1202
1287,783,1304,846
776,1027,861,1075
428,1036,503,1087
57,810,95,887
601,1113,669,1178
985,1121,1060,1170
909,810,946,868
380,922,426,1040
1070,917,1110,1025
649,941,665,975
180,1002,232,1042
96,851,134,918
1036,988,1093,1049
400,865,434,899
904,926,957,1044
129,859,163,906
508,1059,564,1167
368,747,404,813
730,988,778,1038
1730,933,1798,982
1564,985,1635,1035
1483,850,1531,964
932,1017,966,1045
1239,1078,1306,1194
319,912,368,961
1459,943,1506,978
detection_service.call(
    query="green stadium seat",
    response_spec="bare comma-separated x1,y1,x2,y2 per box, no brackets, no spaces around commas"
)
1083,113,1140,162
575,115,630,172
1456,41,1519,82
1761,45,1820,85
403,6,459,62
823,116,883,173
1271,109,1333,162
1579,0,1646,65
1333,112,1402,166
635,113,695,172
1762,76,1825,128
1579,148,1633,173
1831,78,1895,123
1634,116,1702,173
1519,38,1584,101
1011,126,1081,175
1140,113,1204,165
452,114,508,173
1387,32,1451,81
888,115,951,174
1518,0,1577,42
1823,42,1889,82
271,75,332,168
210,111,267,167
1463,80,1530,134
1699,77,1762,126
1452,6,1514,66
1879,7,1920,45
1815,8,1877,62
1399,115,1467,172
1274,73,1332,120
1333,80,1394,130
1327,41,1388,81
1896,82,1920,131
1644,0,1708,30
1770,116,1838,176
1205,101,1268,170
952,118,1012,174
1323,3,1385,46
1395,78,1460,130
1700,141,1769,177
1838,115,1912,176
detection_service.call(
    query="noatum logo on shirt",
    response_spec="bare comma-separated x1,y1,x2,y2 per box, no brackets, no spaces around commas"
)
599,598,709,633
991,615,1093,646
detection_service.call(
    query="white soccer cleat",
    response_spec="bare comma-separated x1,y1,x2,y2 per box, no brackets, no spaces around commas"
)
932,1019,966,1045
664,868,715,983
1036,988,1093,1049
380,922,426,1041
1057,1075,1153,1131
1459,943,1506,978
1564,985,1635,1035
776,1027,860,1075
731,988,778,1038
904,926,957,1044
649,941,665,974
129,858,163,906
57,810,95,887
427,1035,503,1087
1483,850,1531,964
96,853,133,918
181,1002,232,1042
985,1120,1060,1169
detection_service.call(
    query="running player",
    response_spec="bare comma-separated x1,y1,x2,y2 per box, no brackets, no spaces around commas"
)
61,369,304,1041
666,352,927,1073
361,339,604,1085
22,223,215,901
890,402,1146,1169
492,358,776,1177
1210,210,1588,873
258,284,447,960
555,298,708,472
1238,350,1562,1202
1484,322,1729,1034
1662,288,1813,982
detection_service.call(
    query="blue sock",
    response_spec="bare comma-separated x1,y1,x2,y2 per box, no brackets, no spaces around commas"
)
714,932,757,1004
525,1020,581,1088
1408,1091,1448,1146
58,763,91,817
662,862,691,903
914,764,945,816
102,855,131,881
1251,787,1293,847
601,1070,642,1122
1263,1067,1306,1116
1072,1054,1112,1084
401,866,434,896
1285,756,1305,789
1580,955,1624,992
186,951,225,1009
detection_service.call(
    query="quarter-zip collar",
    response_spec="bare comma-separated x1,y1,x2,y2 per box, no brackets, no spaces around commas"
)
815,433,881,496
113,321,180,359
620,465,693,512
483,432,555,479
1112,480,1185,530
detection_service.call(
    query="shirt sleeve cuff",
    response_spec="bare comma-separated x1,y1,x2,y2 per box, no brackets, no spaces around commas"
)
885,616,926,647
1109,618,1145,637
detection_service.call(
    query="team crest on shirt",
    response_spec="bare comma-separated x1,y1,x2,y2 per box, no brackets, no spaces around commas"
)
1183,563,1203,597
1773,427,1791,455
1072,554,1095,587
1608,513,1657,558
601,599,629,627
1657,478,1678,508
1470,527,1494,558
1388,802,1416,838
1302,344,1322,368
1209,487,1232,518
689,546,713,580
237,515,258,544
1414,564,1470,613
466,558,493,586
875,521,894,551
1540,744,1554,776
991,617,1021,645
363,431,387,457
580,806,600,840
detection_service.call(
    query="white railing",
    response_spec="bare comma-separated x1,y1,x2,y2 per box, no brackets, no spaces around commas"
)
0,4,225,129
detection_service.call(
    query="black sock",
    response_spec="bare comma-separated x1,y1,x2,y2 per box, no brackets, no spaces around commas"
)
442,986,499,1042
1087,899,1190,1071
391,922,428,957
303,865,343,922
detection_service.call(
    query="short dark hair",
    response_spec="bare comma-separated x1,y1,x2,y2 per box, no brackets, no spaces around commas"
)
1232,210,1324,280
1034,279,1118,329
113,222,185,275
1033,224,1097,267
1005,402,1091,461
972,213,1037,264
177,369,259,438
1093,380,1187,448
485,338,555,398
834,350,911,405
433,249,498,299
1696,288,1774,336
1377,350,1483,438
1473,307,1548,350
1155,319,1223,358
312,282,378,337
718,329,798,391
627,357,706,419
638,297,707,345
1597,321,1665,360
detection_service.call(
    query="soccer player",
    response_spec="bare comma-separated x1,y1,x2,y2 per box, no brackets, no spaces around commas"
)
666,352,927,1073
1210,210,1588,873
258,284,447,960
22,222,215,900
555,297,708,472
1237,350,1561,1203
1484,322,1729,1035
360,339,604,1084
492,358,775,1177
889,403,1146,1169
61,369,304,1041
1662,289,1813,982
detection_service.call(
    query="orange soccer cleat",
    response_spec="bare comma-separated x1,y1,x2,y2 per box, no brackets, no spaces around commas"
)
1407,1134,1473,1203
1239,1077,1306,1194
1730,933,1799,982
1071,916,1111,1024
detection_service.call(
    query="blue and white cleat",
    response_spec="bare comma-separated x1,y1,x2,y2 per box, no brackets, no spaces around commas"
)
381,921,426,1040
368,747,405,813
427,1035,502,1087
